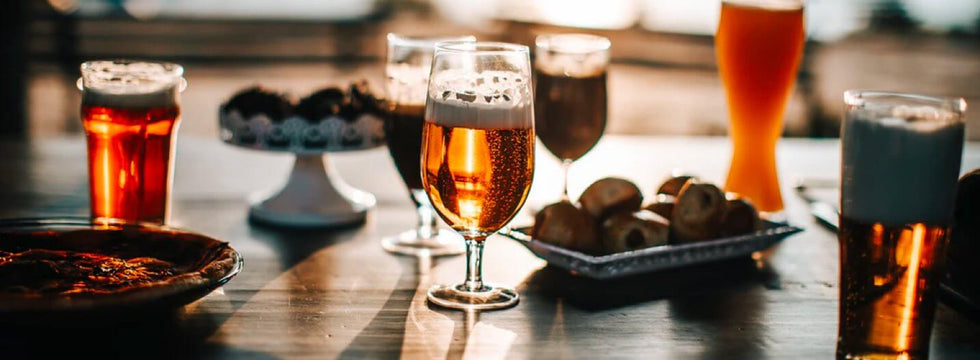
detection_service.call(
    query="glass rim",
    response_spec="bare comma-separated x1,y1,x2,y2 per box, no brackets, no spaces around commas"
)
387,33,477,49
844,90,967,113
80,59,184,79
78,59,186,93
434,41,529,55
722,0,804,10
535,33,611,54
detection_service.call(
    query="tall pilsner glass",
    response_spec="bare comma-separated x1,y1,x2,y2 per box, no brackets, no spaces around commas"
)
79,60,185,225
838,91,966,359
422,42,535,310
534,34,609,200
716,0,805,213
382,34,475,257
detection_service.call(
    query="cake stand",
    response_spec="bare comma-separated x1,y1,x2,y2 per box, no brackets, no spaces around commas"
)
219,109,384,228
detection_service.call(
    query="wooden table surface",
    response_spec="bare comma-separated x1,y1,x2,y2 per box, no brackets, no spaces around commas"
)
1,135,979,359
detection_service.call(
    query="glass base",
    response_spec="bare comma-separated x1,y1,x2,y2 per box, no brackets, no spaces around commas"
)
427,283,519,311
381,229,465,257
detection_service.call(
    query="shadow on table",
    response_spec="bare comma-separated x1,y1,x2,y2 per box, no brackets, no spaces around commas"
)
0,310,275,359
521,256,773,311
338,253,436,359
519,256,777,359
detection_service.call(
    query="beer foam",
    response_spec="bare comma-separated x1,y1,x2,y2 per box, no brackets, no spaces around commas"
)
425,70,532,129
841,111,964,225
80,61,183,108
535,35,609,78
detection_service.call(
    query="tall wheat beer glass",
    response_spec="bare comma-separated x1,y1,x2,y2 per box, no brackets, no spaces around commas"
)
838,91,966,359
716,0,805,213
79,60,185,224
422,42,535,310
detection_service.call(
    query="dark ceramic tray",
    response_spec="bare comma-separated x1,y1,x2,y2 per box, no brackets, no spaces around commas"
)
501,221,803,280
0,218,242,320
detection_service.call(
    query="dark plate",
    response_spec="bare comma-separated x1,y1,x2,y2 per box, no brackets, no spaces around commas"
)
501,221,803,280
0,218,243,322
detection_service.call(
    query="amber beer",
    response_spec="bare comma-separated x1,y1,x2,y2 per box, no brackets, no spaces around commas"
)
79,61,184,224
838,91,965,359
422,96,534,236
716,0,805,212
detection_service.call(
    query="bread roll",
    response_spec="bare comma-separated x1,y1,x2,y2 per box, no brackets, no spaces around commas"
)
533,201,601,254
671,181,726,243
578,178,643,220
601,210,670,253
643,194,675,221
657,175,696,197
720,197,761,237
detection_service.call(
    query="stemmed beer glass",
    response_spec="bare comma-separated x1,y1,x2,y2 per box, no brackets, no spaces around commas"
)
533,34,609,200
381,34,475,257
421,42,535,310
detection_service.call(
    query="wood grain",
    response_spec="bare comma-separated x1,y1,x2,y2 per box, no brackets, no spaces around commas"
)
0,136,978,359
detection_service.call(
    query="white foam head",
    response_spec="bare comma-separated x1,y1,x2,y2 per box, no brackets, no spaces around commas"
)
425,69,533,129
535,34,610,78
80,60,184,108
841,91,966,225
386,34,476,106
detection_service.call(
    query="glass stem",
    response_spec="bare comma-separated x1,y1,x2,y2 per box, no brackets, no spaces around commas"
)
463,238,485,292
560,159,573,201
412,189,439,240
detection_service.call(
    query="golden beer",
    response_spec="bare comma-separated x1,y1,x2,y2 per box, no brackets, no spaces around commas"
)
838,91,966,359
422,41,533,310
421,122,534,236
838,217,947,359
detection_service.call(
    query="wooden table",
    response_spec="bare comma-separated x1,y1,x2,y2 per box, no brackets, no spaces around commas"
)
2,135,979,359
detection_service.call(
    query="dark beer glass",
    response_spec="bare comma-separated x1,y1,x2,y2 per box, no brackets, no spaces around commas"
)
534,34,609,200
382,34,474,256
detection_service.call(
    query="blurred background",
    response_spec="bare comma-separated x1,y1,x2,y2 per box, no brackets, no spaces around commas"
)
4,0,980,139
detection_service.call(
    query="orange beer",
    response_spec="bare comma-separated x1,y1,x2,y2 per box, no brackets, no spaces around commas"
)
716,0,805,212
79,61,184,224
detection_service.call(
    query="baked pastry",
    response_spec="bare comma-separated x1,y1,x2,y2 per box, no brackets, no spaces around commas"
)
657,175,696,197
601,210,670,253
578,178,643,220
720,197,761,237
643,193,675,221
671,181,726,243
221,86,293,122
533,201,600,254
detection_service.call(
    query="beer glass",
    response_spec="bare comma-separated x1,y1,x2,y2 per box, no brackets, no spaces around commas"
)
716,0,805,213
533,34,609,200
838,91,966,359
422,41,535,310
79,60,185,224
382,34,475,257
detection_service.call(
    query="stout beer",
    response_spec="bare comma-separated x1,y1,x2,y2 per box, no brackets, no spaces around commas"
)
80,61,184,224
838,91,965,359
534,34,609,200
383,103,426,190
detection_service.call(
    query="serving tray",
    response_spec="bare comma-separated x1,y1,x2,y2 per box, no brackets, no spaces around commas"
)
501,221,803,280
